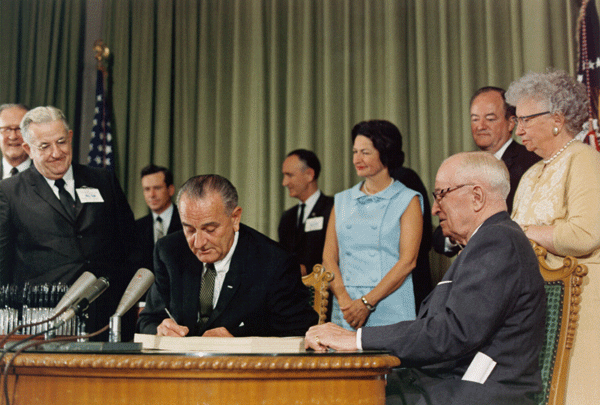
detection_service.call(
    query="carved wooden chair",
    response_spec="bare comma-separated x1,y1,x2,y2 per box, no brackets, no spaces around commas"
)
302,264,334,325
531,241,588,405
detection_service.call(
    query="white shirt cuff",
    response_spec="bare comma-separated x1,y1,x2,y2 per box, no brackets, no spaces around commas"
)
356,328,363,350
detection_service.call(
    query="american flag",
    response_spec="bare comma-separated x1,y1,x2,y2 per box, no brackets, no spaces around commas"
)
88,68,114,169
577,0,600,150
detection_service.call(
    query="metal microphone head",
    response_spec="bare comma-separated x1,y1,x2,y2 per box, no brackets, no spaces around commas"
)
113,268,155,317
56,277,110,324
51,271,97,316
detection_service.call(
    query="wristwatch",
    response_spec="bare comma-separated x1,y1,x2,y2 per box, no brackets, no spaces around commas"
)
361,296,376,312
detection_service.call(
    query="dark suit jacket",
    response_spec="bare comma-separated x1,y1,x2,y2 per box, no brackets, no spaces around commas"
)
138,224,319,337
501,140,540,213
278,193,333,274
133,206,182,272
0,164,136,337
363,212,545,405
433,140,540,256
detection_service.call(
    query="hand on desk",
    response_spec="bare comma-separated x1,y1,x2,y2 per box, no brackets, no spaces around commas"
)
305,322,358,351
157,318,189,337
202,327,233,337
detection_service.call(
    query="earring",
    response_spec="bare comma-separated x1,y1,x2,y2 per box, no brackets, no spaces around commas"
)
552,127,559,135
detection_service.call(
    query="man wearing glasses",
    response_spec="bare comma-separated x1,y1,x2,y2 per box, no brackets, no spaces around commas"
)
0,104,31,179
305,152,545,405
433,87,540,256
0,106,136,340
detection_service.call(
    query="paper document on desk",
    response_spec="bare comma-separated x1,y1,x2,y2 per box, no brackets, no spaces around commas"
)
134,334,305,353
462,351,496,384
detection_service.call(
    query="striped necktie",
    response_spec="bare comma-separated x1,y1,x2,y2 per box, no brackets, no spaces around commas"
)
198,263,217,328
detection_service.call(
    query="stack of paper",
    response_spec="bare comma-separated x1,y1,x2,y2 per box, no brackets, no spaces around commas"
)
134,333,306,353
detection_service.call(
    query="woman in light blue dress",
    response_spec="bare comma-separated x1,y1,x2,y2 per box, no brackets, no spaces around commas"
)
324,120,423,330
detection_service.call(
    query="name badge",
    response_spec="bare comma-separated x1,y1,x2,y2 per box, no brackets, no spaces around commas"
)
76,188,104,203
304,216,324,232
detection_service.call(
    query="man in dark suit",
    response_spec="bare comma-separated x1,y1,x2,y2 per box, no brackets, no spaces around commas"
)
138,174,318,337
305,152,545,405
433,87,540,256
278,149,333,276
0,106,136,338
0,104,31,179
133,164,182,272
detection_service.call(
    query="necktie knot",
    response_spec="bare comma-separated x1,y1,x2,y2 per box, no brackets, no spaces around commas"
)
55,178,75,219
155,216,165,242
9,167,18,176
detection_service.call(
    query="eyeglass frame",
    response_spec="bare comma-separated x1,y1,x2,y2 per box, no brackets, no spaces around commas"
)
511,111,551,128
29,136,71,154
0,126,22,135
432,184,475,203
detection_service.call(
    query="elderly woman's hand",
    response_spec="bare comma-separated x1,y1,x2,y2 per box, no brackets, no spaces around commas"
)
340,298,370,329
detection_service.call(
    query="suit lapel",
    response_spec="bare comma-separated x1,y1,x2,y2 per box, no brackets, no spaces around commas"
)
72,165,90,219
206,229,246,326
27,167,75,223
182,250,202,331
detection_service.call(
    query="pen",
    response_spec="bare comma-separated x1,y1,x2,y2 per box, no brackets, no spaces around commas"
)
164,308,176,321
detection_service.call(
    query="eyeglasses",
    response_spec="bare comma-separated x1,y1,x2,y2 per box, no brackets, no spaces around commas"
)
31,137,70,154
432,184,474,202
511,111,550,128
0,126,21,135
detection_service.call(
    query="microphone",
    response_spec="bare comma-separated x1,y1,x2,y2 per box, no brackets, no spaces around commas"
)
51,271,98,317
109,268,155,342
56,277,110,325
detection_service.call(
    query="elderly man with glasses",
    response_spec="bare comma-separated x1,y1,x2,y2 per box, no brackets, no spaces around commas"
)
433,87,540,257
0,104,31,179
305,151,546,405
0,106,137,341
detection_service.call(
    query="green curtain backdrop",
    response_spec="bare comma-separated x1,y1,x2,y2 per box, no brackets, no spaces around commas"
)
0,0,85,158
0,0,581,280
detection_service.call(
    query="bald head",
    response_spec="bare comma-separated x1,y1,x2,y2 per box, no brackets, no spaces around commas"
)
432,152,509,245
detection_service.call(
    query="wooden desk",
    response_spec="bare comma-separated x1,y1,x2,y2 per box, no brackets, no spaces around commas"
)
3,351,400,404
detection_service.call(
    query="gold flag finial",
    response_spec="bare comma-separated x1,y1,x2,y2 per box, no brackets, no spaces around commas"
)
93,39,110,70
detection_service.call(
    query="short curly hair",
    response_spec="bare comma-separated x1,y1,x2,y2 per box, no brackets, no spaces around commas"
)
505,70,589,135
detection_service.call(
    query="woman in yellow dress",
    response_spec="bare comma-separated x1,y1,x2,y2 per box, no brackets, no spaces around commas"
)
507,70,600,404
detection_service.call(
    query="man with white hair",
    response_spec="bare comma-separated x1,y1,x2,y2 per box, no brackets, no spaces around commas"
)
0,104,31,179
0,106,136,339
305,151,546,405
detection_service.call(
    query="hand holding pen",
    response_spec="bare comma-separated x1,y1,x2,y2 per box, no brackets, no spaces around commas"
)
156,308,189,337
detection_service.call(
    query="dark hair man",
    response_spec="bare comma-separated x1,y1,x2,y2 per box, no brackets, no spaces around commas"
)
133,164,182,272
278,149,333,276
139,174,318,337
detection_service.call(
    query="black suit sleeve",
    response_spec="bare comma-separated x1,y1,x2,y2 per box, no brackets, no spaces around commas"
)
266,254,319,336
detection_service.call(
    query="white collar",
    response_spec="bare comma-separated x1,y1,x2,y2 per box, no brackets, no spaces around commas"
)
493,138,513,160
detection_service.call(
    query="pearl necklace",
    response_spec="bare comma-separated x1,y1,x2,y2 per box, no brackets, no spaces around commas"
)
364,178,394,195
543,138,577,165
